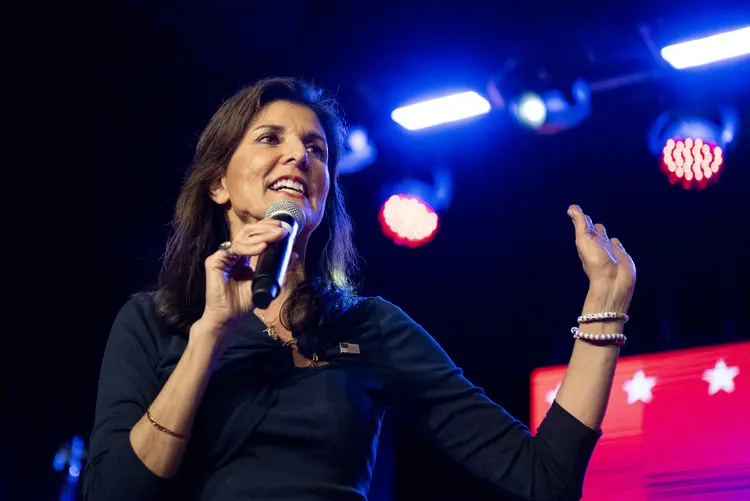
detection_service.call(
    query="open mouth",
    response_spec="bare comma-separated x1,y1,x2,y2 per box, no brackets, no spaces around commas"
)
268,177,308,197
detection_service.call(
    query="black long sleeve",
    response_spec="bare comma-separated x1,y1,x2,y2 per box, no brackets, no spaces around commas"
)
375,298,600,501
82,295,170,501
83,294,601,501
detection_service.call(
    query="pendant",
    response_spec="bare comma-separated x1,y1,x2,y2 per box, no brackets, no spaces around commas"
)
264,325,279,341
308,353,319,368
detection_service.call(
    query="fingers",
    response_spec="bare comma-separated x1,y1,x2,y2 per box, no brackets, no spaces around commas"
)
585,215,595,233
205,246,243,273
595,223,609,241
238,218,286,239
570,205,615,238
226,240,269,258
204,219,289,272
568,205,601,239
567,205,590,239
231,225,287,254
610,237,624,250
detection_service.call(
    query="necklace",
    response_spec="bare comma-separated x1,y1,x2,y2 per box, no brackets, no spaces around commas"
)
254,310,319,367
254,310,281,341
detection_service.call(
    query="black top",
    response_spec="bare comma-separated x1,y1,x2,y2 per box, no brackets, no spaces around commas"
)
82,293,600,501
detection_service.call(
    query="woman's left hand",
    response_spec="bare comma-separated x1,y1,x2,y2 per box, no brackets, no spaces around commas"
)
568,205,636,313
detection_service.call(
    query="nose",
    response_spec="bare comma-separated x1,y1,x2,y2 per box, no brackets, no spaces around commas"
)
281,138,310,172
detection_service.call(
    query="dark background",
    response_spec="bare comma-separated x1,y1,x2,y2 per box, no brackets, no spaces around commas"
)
12,1,750,499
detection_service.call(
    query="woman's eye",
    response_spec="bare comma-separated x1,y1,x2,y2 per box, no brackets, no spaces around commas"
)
258,134,279,144
306,144,325,158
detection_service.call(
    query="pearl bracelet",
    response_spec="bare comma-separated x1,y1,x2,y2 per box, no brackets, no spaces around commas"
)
577,312,629,324
571,327,627,346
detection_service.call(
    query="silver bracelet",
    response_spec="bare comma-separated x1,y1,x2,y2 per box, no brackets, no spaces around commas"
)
571,327,627,346
577,312,629,324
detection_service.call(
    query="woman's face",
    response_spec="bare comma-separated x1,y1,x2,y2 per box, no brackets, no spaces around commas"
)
211,100,331,237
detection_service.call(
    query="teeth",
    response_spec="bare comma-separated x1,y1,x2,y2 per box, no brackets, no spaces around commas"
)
270,178,306,195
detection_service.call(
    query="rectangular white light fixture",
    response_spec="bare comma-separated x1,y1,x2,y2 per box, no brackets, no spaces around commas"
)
660,26,750,70
391,91,491,131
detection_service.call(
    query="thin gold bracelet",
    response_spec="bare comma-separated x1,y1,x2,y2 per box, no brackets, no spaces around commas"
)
146,407,189,440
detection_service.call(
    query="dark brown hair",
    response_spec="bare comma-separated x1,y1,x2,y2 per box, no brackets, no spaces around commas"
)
155,77,358,334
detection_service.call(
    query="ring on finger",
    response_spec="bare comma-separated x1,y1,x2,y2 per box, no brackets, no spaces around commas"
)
219,241,238,258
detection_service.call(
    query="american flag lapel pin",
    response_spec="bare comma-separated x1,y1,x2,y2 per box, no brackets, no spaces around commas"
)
339,342,361,354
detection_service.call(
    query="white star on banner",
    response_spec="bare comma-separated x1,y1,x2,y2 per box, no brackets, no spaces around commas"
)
702,359,740,395
546,382,561,405
623,370,657,405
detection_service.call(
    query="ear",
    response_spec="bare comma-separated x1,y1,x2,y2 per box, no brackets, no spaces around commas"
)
209,176,230,205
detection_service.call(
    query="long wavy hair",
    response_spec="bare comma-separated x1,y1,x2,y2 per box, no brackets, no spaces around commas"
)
155,77,359,334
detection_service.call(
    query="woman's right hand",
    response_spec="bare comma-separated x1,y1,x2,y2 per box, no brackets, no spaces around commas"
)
193,219,291,340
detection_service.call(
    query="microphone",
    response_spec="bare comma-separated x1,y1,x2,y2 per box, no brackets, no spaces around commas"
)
251,200,307,309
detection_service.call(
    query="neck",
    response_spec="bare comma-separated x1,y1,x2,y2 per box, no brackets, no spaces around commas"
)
249,253,306,321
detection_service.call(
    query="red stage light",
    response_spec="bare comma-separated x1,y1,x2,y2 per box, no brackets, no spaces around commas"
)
531,341,750,501
662,137,723,189
378,194,439,248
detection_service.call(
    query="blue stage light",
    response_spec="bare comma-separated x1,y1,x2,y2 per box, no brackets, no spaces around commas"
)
661,26,750,69
53,435,88,501
391,91,491,131
515,92,546,129
339,125,377,174
489,61,592,134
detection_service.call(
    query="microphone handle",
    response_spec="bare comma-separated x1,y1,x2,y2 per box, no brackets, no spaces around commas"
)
251,213,299,309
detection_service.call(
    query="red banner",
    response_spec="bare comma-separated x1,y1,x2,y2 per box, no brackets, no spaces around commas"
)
531,341,749,500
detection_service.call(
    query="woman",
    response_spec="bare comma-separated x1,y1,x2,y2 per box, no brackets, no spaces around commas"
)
83,77,636,501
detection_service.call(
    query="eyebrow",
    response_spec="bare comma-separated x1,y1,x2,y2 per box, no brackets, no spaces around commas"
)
252,124,327,147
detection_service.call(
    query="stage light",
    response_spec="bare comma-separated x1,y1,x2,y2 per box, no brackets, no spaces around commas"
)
516,92,547,129
379,194,439,248
348,127,368,152
648,107,739,189
53,449,67,471
661,26,750,69
391,91,491,131
387,169,453,214
53,435,87,501
339,125,377,174
662,137,723,189
508,83,591,134
488,61,591,134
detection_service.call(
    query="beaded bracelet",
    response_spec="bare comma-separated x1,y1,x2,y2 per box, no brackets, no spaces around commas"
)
571,327,627,346
577,312,629,324
146,407,189,440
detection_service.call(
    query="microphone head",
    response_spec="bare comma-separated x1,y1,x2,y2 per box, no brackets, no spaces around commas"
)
264,200,306,236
